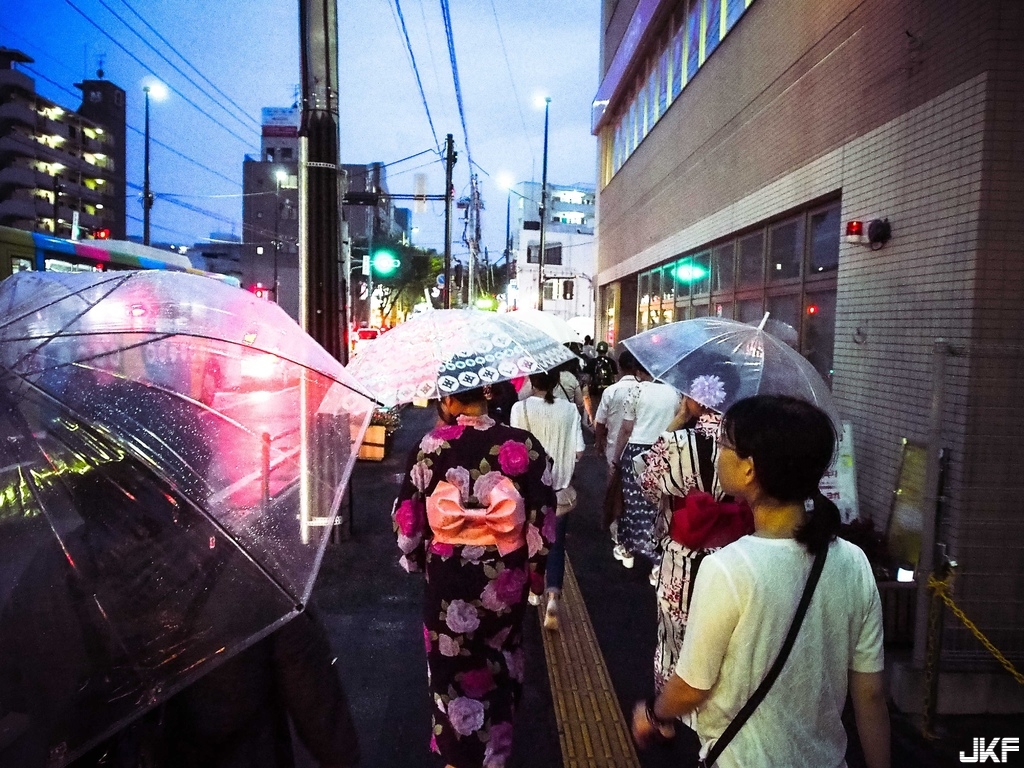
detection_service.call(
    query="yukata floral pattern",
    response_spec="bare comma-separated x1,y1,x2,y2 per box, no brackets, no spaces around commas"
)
394,413,557,768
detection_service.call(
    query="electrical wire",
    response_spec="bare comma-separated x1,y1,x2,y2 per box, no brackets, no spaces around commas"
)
488,0,536,167
112,0,262,132
391,0,441,152
93,0,260,137
439,0,472,169
63,0,257,149
19,63,240,188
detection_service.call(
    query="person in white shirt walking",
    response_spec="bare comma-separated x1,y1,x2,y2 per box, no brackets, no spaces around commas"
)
609,364,681,568
511,370,585,631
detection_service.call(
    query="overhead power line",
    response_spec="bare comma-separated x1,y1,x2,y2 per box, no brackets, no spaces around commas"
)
93,0,260,138
488,0,536,168
439,0,472,169
391,0,441,152
63,0,257,149
112,0,262,133
22,63,240,189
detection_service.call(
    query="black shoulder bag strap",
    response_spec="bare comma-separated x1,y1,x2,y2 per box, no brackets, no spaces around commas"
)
698,546,828,768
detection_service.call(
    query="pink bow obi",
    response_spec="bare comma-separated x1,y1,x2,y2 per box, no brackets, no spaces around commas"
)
427,478,526,556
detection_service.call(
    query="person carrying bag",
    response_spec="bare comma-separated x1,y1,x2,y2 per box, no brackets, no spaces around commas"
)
510,371,584,631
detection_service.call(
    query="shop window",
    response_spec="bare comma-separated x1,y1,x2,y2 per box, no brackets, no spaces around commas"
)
11,257,32,273
725,0,745,31
768,218,804,282
803,290,837,386
766,293,801,339
714,301,733,319
712,241,734,293
690,250,711,296
738,297,764,324
808,204,840,274
737,231,764,287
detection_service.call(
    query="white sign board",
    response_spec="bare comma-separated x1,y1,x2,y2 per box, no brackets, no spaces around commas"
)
819,421,859,523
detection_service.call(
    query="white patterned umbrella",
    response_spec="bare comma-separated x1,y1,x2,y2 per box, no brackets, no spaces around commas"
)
504,308,580,344
346,309,578,406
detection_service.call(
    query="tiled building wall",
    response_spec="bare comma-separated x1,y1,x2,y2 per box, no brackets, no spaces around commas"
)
597,0,1024,670
596,0,1000,275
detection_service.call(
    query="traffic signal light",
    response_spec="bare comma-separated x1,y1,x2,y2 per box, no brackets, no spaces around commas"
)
92,228,111,240
250,282,270,300
371,249,401,278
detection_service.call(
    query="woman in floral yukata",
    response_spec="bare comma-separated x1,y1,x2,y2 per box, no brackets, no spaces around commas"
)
393,386,557,768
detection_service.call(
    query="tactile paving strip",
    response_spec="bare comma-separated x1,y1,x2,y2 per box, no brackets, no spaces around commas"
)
538,558,641,768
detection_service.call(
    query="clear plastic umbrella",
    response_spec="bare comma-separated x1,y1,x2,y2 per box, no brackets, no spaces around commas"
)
0,270,375,767
345,308,578,406
621,317,840,426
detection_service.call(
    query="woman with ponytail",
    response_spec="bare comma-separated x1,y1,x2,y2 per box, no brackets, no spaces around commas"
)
633,395,890,768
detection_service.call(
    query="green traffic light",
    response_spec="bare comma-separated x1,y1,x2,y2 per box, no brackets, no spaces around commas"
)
673,263,707,283
372,250,400,276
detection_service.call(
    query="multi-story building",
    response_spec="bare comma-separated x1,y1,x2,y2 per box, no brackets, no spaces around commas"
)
241,107,299,316
0,48,125,239
594,0,1024,712
509,181,596,326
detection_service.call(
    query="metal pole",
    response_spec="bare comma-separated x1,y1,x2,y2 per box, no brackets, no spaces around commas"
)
273,176,281,301
52,175,60,236
504,189,511,264
537,97,551,310
142,86,152,246
443,133,456,308
468,176,475,306
913,338,951,667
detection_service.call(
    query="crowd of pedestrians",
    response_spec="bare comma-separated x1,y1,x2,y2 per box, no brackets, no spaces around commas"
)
391,339,890,768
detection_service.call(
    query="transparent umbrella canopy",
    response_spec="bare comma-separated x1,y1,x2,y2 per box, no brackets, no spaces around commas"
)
621,317,840,426
346,308,578,406
0,270,375,767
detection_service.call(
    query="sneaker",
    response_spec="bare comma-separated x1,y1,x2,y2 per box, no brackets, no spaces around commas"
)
613,545,634,569
544,593,560,631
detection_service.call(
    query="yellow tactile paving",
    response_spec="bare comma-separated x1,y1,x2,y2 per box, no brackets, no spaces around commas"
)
538,558,642,768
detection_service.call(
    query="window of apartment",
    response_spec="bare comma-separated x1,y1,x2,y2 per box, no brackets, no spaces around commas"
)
281,148,293,160
599,0,757,185
526,243,562,265
562,279,575,300
704,0,723,61
543,281,554,301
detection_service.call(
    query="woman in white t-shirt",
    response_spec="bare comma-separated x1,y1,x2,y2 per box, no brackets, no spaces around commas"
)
511,369,584,631
609,367,681,567
632,396,890,768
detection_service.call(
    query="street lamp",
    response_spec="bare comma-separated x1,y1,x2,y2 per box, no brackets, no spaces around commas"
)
274,168,288,302
141,80,167,246
537,96,551,310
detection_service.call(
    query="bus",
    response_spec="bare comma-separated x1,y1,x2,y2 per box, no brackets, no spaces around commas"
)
0,225,240,286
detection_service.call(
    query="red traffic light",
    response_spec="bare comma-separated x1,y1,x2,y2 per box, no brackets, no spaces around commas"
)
93,228,111,240
250,282,270,300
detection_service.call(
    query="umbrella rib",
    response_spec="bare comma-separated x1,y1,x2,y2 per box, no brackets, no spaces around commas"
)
5,276,129,373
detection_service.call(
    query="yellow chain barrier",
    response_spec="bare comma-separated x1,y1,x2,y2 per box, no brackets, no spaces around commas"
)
927,574,1024,685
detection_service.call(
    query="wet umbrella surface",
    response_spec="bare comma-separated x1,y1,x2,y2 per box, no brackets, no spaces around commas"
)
622,316,840,426
0,270,374,767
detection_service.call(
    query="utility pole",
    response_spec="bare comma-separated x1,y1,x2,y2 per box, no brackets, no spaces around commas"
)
298,0,342,361
537,97,551,310
142,85,153,245
443,133,456,308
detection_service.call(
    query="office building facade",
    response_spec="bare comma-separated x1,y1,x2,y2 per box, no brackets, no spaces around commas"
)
594,0,1024,710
